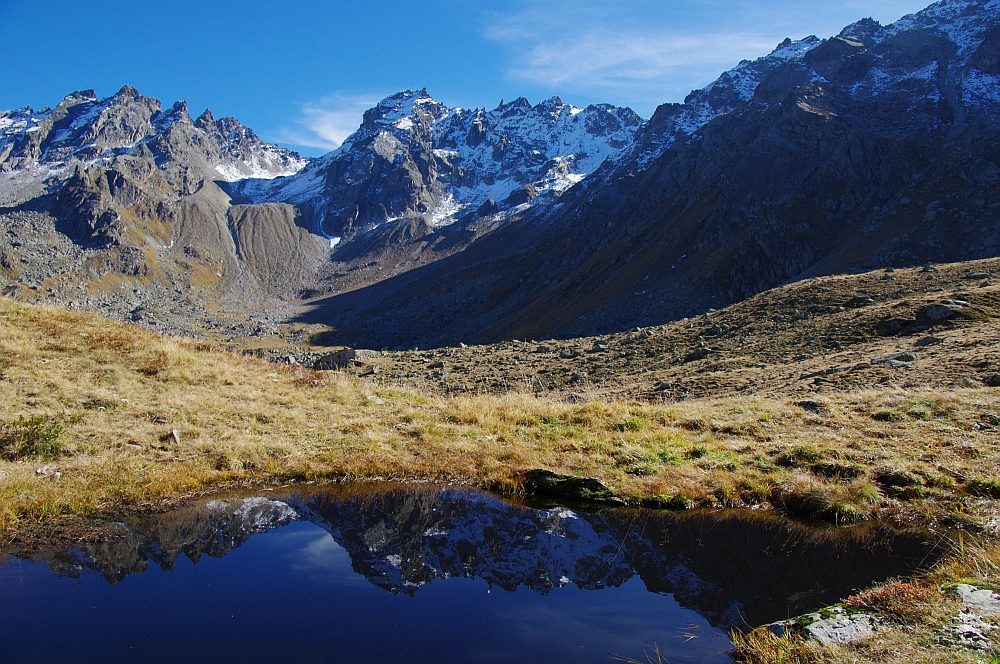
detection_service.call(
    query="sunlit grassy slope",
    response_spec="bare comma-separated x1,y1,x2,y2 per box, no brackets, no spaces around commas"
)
1,295,998,535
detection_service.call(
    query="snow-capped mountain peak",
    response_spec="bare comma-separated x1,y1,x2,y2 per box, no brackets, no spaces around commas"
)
235,90,643,239
0,85,307,187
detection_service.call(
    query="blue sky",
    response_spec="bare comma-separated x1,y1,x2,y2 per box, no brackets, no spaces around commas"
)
1,0,932,156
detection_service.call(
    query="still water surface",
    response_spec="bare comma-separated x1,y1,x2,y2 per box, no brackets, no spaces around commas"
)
0,484,942,663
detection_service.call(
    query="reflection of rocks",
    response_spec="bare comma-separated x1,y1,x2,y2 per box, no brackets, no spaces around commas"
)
31,497,298,583
13,485,941,629
140,496,298,568
299,489,635,596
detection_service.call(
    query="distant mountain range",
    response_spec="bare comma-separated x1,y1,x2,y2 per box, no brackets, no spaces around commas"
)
1,0,998,346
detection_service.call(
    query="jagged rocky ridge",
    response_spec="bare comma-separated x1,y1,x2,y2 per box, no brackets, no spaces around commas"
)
0,85,305,187
19,485,938,630
234,90,643,239
0,85,643,337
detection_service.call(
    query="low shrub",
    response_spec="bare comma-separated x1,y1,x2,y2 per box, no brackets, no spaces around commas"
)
0,415,64,460
809,460,862,479
843,581,934,624
775,445,823,467
645,494,692,510
615,416,645,432
685,444,709,459
872,409,905,422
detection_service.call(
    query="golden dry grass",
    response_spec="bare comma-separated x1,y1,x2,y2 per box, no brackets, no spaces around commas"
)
0,296,998,538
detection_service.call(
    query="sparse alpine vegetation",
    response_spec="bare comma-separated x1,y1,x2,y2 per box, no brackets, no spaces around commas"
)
0,287,997,536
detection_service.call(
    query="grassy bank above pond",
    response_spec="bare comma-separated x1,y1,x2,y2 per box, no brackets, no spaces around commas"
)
1,297,998,533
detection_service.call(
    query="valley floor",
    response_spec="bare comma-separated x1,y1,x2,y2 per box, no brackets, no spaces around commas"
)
1,260,999,662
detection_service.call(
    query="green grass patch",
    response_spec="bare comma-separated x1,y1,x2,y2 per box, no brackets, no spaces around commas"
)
615,416,646,432
0,415,64,460
873,409,906,422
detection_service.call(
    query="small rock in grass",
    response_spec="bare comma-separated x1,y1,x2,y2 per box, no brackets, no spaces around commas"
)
920,301,966,321
684,348,712,363
366,395,385,405
765,620,796,638
795,400,827,414
35,465,60,480
913,335,944,347
522,469,624,505
806,613,877,646
559,348,581,359
872,351,920,367
985,374,1000,388
952,584,1000,616
846,295,874,308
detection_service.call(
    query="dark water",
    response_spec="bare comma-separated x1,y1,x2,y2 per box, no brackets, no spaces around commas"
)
0,484,944,663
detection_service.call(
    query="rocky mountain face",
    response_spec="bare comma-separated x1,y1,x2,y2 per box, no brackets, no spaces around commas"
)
237,91,641,238
0,86,305,185
1,0,998,347
0,86,641,338
23,485,937,629
295,0,1000,348
228,90,643,294
0,85,326,336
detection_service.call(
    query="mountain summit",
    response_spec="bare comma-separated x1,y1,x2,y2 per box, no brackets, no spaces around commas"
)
235,89,642,241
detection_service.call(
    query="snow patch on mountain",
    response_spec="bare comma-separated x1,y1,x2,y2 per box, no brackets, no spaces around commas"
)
634,35,823,168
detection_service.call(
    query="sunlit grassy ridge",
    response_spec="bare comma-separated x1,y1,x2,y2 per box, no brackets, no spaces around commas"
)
1,296,998,535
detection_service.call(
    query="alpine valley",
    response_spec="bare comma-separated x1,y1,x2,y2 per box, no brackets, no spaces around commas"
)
4,2,1000,661
2,0,999,350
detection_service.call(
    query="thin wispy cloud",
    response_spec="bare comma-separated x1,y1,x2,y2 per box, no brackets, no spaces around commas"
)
483,0,931,110
484,4,782,106
274,92,382,151
500,29,777,88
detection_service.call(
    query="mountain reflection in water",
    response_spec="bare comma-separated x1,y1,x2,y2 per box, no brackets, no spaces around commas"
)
2,484,942,663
